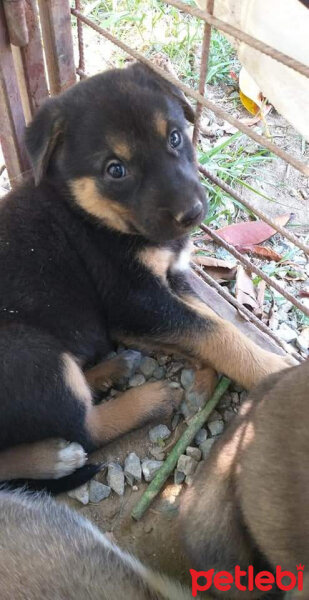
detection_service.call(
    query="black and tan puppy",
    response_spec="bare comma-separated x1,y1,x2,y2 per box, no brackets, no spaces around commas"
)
180,360,309,598
0,62,291,491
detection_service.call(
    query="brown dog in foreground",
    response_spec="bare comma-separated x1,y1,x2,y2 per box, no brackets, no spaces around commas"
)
180,360,309,599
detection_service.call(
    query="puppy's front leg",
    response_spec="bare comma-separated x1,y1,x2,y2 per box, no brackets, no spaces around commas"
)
112,280,292,390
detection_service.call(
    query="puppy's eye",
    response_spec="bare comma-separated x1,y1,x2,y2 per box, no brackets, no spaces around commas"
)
169,130,182,149
106,161,126,179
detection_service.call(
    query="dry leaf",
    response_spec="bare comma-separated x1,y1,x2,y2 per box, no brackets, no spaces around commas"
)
235,265,258,311
239,90,260,115
193,255,237,282
202,214,290,246
255,280,266,318
239,245,283,262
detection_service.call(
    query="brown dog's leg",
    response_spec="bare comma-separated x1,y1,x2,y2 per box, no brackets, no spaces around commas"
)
86,381,181,445
0,439,87,480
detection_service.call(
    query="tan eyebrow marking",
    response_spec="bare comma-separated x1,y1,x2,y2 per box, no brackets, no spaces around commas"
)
154,112,167,137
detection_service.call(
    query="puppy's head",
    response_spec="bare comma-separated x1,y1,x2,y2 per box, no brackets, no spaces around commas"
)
26,63,207,242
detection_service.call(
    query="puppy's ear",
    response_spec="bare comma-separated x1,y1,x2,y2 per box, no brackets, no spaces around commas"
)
25,99,64,185
128,61,195,123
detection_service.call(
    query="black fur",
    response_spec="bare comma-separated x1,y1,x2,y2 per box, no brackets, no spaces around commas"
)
0,63,209,492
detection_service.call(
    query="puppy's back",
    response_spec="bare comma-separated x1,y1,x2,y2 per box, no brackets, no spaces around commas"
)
0,490,192,600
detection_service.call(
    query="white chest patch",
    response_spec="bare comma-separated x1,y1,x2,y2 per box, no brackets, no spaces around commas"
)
171,240,193,273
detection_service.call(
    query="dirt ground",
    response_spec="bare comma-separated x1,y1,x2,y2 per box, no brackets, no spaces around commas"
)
62,419,192,585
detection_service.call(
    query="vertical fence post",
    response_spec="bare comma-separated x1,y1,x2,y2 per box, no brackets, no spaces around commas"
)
0,2,29,185
192,0,214,147
38,0,76,95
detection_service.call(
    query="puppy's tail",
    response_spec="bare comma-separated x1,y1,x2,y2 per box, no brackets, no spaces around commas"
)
5,463,103,495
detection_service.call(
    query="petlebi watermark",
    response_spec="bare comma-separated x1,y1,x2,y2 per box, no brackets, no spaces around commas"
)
190,565,304,596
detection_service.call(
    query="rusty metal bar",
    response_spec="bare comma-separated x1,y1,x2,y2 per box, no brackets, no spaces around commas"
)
70,9,309,177
198,164,309,255
38,0,76,95
75,0,86,78
192,262,302,362
3,0,28,47
16,0,49,116
165,0,309,80
192,0,214,147
199,223,309,316
0,1,29,184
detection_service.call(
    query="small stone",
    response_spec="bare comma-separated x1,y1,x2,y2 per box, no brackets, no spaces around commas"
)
158,355,169,365
200,438,216,459
278,323,298,343
223,408,236,423
149,447,165,461
132,485,139,491
68,483,89,505
174,469,185,485
180,368,195,390
153,366,165,379
171,414,180,430
208,420,224,436
208,409,222,422
139,356,157,378
296,327,309,352
180,400,193,419
177,455,198,476
169,381,181,389
121,349,142,376
144,523,153,534
186,446,202,461
142,459,163,482
124,452,142,485
185,475,195,486
107,463,125,496
89,480,111,503
194,428,208,446
129,373,146,387
186,390,206,412
149,424,171,443
230,393,240,406
239,391,247,404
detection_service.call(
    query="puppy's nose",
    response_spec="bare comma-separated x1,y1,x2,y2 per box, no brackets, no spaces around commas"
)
174,201,204,228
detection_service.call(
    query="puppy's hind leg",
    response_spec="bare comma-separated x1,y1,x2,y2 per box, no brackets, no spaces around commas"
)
0,439,87,481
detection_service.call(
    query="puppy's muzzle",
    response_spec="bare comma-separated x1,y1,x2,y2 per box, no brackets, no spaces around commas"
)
174,200,204,228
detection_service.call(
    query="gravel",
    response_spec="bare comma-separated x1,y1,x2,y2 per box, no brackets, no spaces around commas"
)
186,446,202,462
89,481,111,503
124,452,142,485
142,459,163,482
180,368,195,390
208,420,225,436
107,463,125,496
139,356,157,378
68,483,89,505
177,455,199,476
194,428,208,445
129,373,146,387
200,438,217,459
149,424,171,443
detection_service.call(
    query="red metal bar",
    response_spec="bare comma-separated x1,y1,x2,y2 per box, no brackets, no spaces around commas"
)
192,0,214,147
3,0,28,47
38,0,76,95
70,9,309,177
165,0,309,79
0,1,29,185
18,0,49,115
200,223,309,316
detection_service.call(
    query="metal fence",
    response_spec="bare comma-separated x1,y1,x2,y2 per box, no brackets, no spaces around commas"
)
0,0,308,358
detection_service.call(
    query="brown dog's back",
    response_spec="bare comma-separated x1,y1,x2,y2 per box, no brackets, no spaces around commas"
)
180,361,309,598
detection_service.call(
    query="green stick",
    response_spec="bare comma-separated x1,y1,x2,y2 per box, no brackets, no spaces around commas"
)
131,376,231,521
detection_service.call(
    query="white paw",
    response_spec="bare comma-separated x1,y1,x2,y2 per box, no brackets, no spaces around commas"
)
53,442,87,479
